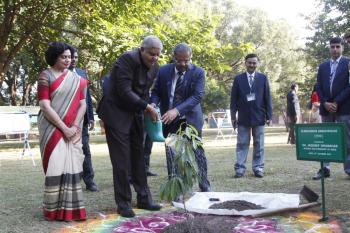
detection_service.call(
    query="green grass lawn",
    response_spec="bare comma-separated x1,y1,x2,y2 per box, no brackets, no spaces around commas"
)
0,127,349,232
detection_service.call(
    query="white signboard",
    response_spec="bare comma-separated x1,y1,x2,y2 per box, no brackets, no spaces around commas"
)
0,112,31,134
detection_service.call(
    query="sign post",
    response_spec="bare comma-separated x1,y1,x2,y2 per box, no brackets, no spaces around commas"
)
319,161,327,221
295,123,347,221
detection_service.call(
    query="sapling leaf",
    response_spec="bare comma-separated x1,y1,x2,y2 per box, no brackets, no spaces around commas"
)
159,124,202,207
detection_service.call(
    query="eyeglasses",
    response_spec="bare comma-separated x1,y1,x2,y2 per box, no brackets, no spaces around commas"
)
174,59,191,65
246,61,258,65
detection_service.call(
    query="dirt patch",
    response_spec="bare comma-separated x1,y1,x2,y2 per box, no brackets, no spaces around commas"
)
161,215,239,233
209,200,265,211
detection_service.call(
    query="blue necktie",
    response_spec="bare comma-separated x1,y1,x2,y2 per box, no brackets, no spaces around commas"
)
248,75,254,87
330,60,337,81
330,60,338,96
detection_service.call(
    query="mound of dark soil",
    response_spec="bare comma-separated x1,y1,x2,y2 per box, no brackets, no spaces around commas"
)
161,215,239,233
209,200,265,211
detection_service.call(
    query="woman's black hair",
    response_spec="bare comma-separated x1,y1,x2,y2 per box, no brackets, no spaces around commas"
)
45,42,70,66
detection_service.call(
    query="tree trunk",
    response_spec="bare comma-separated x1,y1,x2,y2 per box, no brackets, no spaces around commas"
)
22,83,32,106
0,91,7,104
9,76,17,106
0,72,4,90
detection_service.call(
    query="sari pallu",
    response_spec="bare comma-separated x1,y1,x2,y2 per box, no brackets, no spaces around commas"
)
38,69,87,221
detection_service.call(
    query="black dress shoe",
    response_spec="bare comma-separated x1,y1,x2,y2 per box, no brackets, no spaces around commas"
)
86,184,99,192
254,171,264,178
137,202,162,211
312,168,330,180
200,187,211,192
234,173,244,178
117,208,135,218
173,196,183,202
146,171,158,176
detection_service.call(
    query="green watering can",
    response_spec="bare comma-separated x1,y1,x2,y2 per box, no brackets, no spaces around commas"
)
144,109,165,142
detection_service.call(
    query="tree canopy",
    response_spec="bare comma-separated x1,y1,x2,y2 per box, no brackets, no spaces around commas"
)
1,0,333,120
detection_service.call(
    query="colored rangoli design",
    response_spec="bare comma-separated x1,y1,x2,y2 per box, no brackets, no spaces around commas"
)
57,208,345,233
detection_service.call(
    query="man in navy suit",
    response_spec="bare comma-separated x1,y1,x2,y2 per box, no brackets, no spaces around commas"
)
69,46,99,192
230,53,272,178
313,37,350,180
151,43,210,192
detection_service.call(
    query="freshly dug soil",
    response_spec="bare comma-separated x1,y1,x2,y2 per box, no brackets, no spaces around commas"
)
209,200,265,211
162,201,265,232
161,215,239,233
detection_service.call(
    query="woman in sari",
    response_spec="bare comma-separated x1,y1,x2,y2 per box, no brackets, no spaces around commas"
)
38,42,87,221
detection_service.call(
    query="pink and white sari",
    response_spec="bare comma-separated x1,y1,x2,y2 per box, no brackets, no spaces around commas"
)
38,69,87,221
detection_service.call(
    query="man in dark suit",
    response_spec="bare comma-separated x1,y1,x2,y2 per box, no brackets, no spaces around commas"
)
101,73,110,95
144,133,157,176
69,46,99,192
286,83,300,144
151,43,210,192
230,53,272,178
313,37,350,180
97,36,162,218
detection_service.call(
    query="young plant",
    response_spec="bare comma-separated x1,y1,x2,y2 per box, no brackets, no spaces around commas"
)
160,123,203,206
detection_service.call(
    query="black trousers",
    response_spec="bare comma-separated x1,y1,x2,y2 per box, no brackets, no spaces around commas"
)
287,116,297,144
105,114,152,210
82,124,95,187
143,133,153,172
164,119,210,191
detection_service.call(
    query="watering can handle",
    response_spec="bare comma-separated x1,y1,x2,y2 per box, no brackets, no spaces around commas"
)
156,107,162,121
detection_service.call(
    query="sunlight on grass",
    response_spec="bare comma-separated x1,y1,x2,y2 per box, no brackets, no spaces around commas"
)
0,128,349,232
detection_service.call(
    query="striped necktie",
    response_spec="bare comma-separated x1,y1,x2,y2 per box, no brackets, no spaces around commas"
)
173,71,184,107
